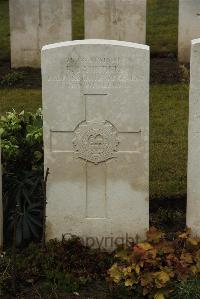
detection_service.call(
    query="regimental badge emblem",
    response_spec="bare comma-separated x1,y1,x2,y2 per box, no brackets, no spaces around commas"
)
73,121,119,164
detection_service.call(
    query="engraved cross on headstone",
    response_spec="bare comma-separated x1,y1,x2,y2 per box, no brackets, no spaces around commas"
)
50,93,141,219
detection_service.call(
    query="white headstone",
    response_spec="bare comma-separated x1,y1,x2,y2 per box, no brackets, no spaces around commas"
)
42,40,149,249
9,0,72,68
0,140,2,249
187,38,200,236
84,0,146,44
178,0,200,62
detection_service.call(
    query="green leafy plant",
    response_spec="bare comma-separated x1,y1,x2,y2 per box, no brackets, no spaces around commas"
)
4,171,43,246
0,109,43,247
0,109,43,172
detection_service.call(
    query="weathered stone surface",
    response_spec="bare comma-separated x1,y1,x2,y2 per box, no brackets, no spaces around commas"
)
178,0,200,62
84,0,146,44
0,140,2,249
9,0,72,68
42,40,149,249
187,38,200,236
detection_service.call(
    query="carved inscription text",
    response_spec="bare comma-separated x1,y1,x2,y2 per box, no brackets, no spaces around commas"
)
47,56,144,88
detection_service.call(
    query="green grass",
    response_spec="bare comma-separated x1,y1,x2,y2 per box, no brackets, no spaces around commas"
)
150,84,189,199
0,89,41,115
147,0,178,55
0,0,10,62
72,0,84,40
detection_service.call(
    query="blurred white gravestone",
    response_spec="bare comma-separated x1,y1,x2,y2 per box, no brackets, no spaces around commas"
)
178,0,200,62
42,40,149,249
0,140,2,249
187,38,200,236
9,0,72,68
84,0,146,44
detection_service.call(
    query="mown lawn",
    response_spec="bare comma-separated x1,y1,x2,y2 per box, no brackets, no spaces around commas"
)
0,0,189,201
150,84,189,200
72,0,84,40
147,0,178,55
0,88,41,115
0,0,10,63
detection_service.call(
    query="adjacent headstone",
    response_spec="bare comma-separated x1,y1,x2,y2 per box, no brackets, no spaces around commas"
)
84,0,146,44
9,0,72,68
0,140,2,249
178,0,200,62
42,40,149,249
187,38,200,236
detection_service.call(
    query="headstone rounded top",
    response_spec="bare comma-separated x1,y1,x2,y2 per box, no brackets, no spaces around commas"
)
42,39,149,52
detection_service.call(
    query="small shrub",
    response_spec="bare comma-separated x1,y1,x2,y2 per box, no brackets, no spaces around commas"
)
108,227,200,298
0,109,43,246
0,109,43,172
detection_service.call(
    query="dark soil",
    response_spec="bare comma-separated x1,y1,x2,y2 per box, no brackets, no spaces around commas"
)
0,62,41,89
1,280,142,299
151,57,183,84
150,196,186,232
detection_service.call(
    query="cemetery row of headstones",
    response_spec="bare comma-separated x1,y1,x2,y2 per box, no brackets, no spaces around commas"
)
9,0,146,67
1,37,200,249
10,0,200,67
